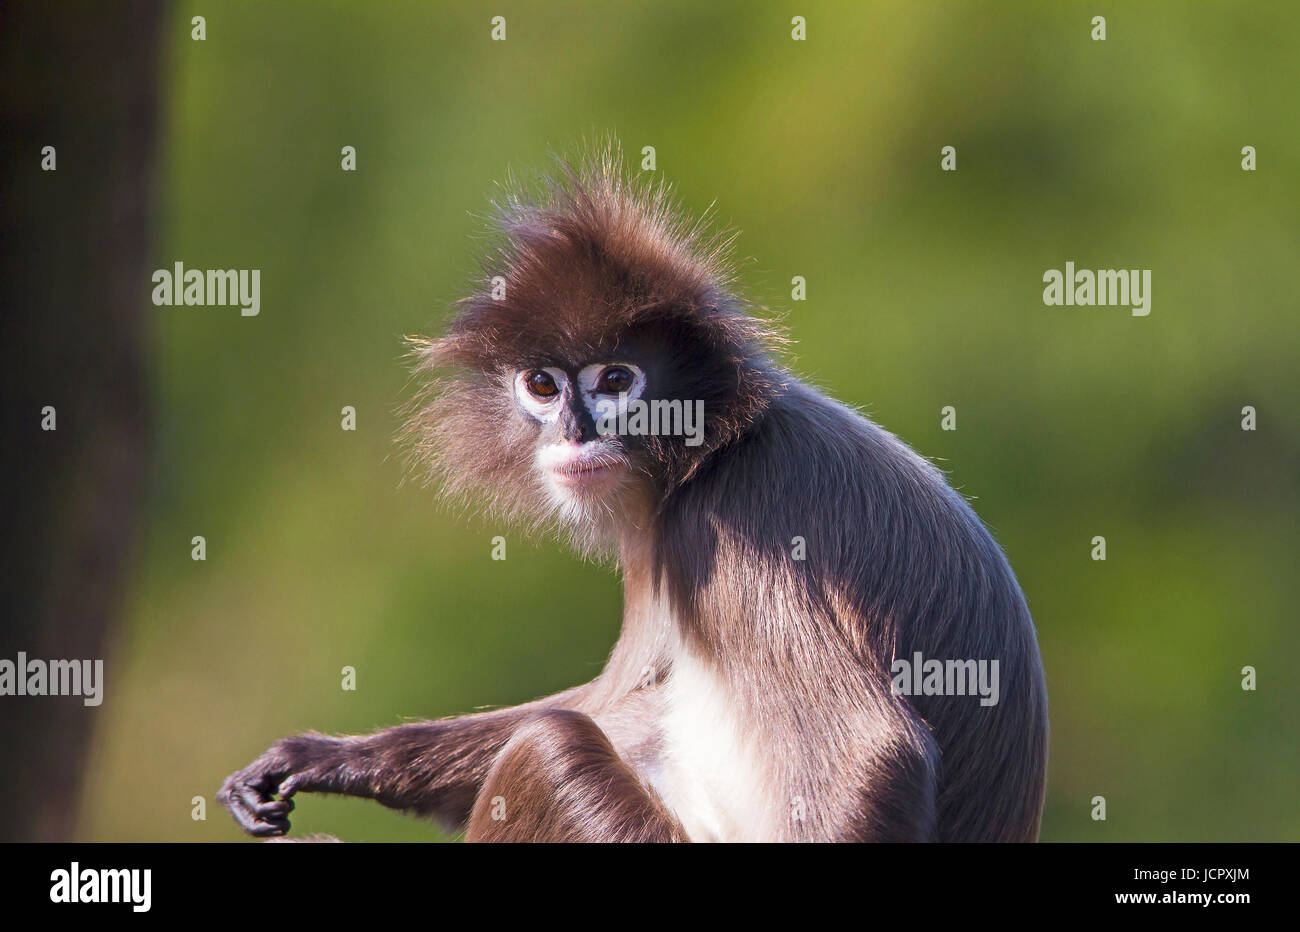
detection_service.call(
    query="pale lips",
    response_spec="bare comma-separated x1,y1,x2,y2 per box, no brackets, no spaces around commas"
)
547,459,624,490
538,441,628,492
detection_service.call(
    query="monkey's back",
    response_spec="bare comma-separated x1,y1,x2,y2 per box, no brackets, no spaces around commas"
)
658,378,1049,841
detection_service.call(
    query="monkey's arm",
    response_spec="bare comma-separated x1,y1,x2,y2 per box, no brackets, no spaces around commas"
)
218,685,590,837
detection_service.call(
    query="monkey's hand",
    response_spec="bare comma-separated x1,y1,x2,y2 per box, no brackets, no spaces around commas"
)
218,734,345,837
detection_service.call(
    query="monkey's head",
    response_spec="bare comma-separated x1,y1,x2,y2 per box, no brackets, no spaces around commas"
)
405,147,782,548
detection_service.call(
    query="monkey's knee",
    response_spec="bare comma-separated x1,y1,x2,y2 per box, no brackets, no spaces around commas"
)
842,723,940,842
467,709,685,843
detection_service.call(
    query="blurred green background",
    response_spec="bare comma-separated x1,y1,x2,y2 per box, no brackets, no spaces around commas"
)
76,1,1298,841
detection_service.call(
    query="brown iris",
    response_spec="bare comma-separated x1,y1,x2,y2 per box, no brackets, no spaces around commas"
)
596,366,634,394
526,370,560,398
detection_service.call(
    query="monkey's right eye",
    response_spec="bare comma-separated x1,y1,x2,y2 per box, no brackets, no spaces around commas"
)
514,367,568,421
525,370,560,398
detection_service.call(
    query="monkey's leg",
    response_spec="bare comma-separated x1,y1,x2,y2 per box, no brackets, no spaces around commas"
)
838,707,941,842
466,709,687,843
219,686,589,837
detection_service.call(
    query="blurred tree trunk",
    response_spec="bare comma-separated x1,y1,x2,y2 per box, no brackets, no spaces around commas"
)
0,0,165,841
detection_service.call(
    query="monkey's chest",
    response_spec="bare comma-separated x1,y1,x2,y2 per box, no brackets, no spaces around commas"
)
648,651,779,842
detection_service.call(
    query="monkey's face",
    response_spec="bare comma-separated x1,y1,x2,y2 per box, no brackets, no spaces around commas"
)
509,350,679,528
412,309,776,547
515,360,641,499
405,153,783,547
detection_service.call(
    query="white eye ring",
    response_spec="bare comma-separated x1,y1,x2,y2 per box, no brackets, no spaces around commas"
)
514,367,568,422
576,363,646,423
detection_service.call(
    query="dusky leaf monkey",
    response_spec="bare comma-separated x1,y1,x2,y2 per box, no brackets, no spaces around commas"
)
219,145,1048,842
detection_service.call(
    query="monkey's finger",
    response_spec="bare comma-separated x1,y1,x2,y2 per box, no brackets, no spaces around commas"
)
227,791,290,837
233,780,273,810
256,798,294,818
226,801,261,832
247,817,290,838
223,781,280,836
218,779,255,815
224,799,269,835
278,774,306,798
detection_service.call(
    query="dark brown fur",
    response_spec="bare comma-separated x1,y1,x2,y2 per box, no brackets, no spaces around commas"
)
220,146,1048,842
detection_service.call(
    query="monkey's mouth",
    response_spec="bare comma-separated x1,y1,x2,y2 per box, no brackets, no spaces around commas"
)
547,460,625,491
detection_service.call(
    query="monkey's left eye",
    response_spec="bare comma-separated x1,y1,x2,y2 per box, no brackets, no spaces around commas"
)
575,362,644,413
595,366,634,395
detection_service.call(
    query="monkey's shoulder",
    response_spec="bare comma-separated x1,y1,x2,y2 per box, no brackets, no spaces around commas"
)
668,379,1022,611
701,380,966,527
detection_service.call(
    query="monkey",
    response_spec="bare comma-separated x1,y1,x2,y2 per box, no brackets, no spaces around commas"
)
218,146,1049,843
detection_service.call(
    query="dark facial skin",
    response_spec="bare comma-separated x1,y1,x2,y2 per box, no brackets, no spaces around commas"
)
515,337,680,468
